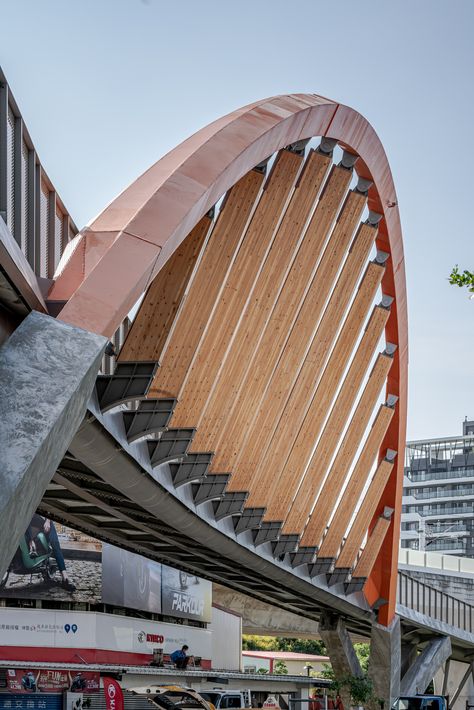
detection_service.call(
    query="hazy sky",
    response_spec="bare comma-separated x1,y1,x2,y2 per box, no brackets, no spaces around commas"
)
1,0,473,441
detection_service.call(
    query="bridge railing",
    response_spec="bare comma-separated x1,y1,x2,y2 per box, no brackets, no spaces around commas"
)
0,66,78,278
398,570,474,633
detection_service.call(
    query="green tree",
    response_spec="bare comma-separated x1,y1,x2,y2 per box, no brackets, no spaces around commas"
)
354,642,370,673
242,635,279,651
273,660,288,675
275,637,327,655
449,266,474,295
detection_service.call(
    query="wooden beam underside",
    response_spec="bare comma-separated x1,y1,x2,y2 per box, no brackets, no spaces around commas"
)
119,145,398,588
282,307,391,534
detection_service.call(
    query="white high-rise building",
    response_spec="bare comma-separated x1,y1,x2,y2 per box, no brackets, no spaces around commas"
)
401,419,474,556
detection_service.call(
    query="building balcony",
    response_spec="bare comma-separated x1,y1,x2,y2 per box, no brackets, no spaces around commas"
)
404,467,474,484
417,507,474,517
409,488,474,500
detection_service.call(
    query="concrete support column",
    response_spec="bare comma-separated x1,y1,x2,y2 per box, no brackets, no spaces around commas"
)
319,611,362,710
368,617,401,709
0,311,106,579
400,636,452,696
435,659,474,710
400,639,418,679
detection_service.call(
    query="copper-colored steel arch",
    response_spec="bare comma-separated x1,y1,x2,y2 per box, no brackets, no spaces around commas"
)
52,93,408,626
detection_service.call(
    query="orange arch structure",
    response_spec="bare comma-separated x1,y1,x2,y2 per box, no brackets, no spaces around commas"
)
50,94,407,626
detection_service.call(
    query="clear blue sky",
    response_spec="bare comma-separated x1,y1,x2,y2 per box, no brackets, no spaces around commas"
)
2,0,473,441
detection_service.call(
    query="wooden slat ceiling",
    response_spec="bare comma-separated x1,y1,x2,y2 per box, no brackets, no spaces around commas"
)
118,142,398,591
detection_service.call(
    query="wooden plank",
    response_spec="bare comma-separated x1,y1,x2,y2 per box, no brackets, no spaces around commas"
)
119,215,211,362
189,150,331,452
211,166,353,475
241,221,376,503
314,403,395,558
351,516,392,580
281,306,390,534
299,353,393,547
336,459,393,569
263,268,386,521
170,149,302,426
147,168,264,397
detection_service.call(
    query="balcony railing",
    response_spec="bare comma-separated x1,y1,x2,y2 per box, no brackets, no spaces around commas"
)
415,506,474,517
406,468,474,483
402,523,468,534
410,488,474,500
0,66,78,277
398,571,474,633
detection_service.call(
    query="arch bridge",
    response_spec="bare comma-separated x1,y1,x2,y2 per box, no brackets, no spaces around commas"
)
1,72,472,706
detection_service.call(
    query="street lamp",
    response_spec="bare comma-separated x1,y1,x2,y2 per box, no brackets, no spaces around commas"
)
303,664,313,677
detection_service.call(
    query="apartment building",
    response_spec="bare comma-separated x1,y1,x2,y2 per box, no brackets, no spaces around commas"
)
401,419,474,556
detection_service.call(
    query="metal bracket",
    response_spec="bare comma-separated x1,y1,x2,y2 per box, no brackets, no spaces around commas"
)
272,534,299,558
96,361,158,411
192,474,230,505
345,577,366,594
213,492,248,521
318,137,338,156
252,521,282,546
340,150,358,170
123,398,176,442
327,567,350,587
308,557,334,577
169,453,212,487
355,176,373,195
233,508,265,534
147,429,195,466
287,138,310,156
289,546,318,567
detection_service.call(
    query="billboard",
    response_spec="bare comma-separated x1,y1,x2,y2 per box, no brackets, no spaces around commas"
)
5,669,99,694
101,546,212,622
0,514,101,604
1,515,211,623
101,544,162,614
161,565,212,623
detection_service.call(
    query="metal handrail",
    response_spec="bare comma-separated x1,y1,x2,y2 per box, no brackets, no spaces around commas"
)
398,571,474,633
406,468,474,483
410,488,474,499
0,66,78,277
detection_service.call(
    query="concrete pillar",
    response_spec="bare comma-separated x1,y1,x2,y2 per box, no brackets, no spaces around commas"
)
435,659,474,710
0,311,106,578
368,617,401,708
400,640,418,679
319,611,362,710
400,636,452,696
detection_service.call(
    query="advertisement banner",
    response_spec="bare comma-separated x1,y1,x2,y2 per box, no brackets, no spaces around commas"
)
103,678,124,710
1,517,212,623
101,544,161,614
161,565,212,623
0,515,101,604
6,669,100,694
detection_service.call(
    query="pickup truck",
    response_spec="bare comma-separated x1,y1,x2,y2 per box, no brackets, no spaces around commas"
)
200,690,251,710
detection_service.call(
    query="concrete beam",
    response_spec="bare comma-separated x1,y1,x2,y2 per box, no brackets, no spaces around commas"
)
368,617,401,707
213,584,320,637
400,636,452,696
0,311,106,578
